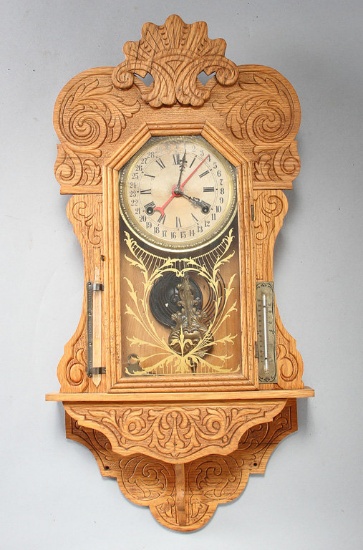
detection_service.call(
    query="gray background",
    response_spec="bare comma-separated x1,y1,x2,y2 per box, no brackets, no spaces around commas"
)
1,1,362,549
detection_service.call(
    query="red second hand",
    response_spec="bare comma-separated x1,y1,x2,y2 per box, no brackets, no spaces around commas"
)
179,154,210,190
153,154,210,217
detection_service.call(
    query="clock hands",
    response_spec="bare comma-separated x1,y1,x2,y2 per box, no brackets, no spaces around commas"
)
178,154,210,192
175,150,187,194
148,153,211,217
175,190,211,214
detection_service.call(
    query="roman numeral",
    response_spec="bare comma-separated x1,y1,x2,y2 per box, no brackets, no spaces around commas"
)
173,153,181,165
189,157,196,168
140,188,152,194
156,158,165,169
176,216,181,228
158,214,166,224
144,174,155,178
199,170,210,178
191,213,199,223
203,186,215,192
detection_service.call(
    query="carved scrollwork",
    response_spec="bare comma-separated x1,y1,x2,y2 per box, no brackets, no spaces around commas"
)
55,144,102,188
69,197,103,247
65,400,297,531
120,456,174,503
65,401,286,462
58,318,89,392
254,141,300,185
54,72,140,189
253,191,285,244
214,73,294,143
112,15,238,107
275,311,303,387
213,70,300,187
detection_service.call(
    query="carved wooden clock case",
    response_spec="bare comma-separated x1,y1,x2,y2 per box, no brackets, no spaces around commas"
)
47,15,314,532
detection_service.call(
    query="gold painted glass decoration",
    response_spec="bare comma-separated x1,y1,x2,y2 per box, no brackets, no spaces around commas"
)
120,228,241,376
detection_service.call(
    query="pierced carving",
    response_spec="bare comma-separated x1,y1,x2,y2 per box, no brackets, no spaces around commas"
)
112,14,238,107
65,400,297,531
65,400,286,463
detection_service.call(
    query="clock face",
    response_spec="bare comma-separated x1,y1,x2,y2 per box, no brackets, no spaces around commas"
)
119,135,237,251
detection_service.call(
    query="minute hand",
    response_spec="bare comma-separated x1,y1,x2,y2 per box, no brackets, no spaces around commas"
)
179,155,210,190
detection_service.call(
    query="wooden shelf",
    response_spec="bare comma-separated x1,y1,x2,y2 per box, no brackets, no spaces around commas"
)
46,387,314,402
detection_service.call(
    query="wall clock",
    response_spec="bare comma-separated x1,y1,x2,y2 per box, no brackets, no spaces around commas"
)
47,15,314,531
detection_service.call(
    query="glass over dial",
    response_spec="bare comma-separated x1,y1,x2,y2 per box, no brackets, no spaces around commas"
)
119,135,237,252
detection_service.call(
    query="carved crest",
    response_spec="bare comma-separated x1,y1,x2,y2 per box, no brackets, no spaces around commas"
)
112,14,238,107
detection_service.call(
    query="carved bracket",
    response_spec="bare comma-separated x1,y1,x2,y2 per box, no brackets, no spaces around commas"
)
65,400,286,463
66,399,297,531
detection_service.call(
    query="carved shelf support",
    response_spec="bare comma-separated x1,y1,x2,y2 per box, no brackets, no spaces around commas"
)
66,399,297,531
64,400,286,463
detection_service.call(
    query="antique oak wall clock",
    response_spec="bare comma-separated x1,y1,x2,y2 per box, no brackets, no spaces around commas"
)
46,15,314,531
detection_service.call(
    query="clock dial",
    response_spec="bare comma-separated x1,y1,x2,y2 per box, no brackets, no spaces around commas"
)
119,136,237,251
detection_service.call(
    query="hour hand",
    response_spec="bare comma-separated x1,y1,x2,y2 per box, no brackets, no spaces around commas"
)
178,191,211,214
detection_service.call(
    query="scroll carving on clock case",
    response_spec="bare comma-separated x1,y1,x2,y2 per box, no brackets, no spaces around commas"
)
50,14,311,533
66,400,297,531
65,400,286,463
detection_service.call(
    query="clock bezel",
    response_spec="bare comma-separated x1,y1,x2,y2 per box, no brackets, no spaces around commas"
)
118,134,239,253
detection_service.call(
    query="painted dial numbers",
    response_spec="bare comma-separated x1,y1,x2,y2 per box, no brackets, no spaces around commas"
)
119,135,237,251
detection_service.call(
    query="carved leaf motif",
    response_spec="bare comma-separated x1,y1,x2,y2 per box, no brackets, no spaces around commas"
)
112,15,238,107
58,76,140,151
55,73,140,188
213,73,294,144
55,144,102,187
275,311,302,385
253,192,284,243
58,307,89,391
213,71,300,186
66,401,297,531
67,401,285,462
119,456,174,502
71,199,103,247
254,141,300,184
